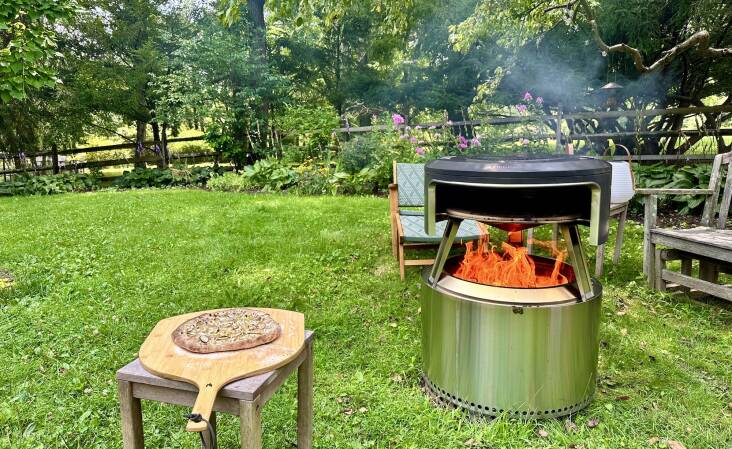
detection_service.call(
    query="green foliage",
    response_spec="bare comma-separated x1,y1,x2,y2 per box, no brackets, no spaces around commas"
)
329,166,380,195
242,158,297,191
206,172,254,193
633,163,715,214
339,135,381,173
114,166,214,189
205,124,248,168
278,104,339,163
291,160,333,195
0,172,99,196
0,0,74,102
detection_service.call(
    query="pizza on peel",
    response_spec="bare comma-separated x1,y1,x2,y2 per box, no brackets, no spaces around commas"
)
172,308,281,353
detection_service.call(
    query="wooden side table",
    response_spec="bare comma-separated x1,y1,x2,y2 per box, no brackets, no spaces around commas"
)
116,331,313,449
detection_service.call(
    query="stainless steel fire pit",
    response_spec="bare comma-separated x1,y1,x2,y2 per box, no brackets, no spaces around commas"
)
420,154,611,419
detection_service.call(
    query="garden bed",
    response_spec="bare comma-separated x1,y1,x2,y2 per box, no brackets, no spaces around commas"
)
0,190,730,448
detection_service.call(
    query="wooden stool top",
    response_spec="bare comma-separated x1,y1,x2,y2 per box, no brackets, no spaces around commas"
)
117,330,313,402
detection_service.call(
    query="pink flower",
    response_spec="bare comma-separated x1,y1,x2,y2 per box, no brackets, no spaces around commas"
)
521,138,529,145
415,147,425,155
405,125,412,131
470,137,481,146
415,125,422,129
399,134,408,140
392,113,405,125
458,143,468,150
536,96,544,105
409,136,418,143
516,104,528,114
523,91,533,102
458,135,468,145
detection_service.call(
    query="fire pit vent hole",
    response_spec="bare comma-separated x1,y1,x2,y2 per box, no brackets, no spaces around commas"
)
424,375,593,419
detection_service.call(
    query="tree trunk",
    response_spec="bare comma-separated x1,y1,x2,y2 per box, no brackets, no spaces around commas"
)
248,0,270,143
135,121,147,169
162,123,170,167
152,122,163,168
248,0,267,56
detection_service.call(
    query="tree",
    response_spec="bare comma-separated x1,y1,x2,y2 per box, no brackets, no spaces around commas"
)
0,0,74,102
65,0,166,166
450,0,732,154
153,8,288,166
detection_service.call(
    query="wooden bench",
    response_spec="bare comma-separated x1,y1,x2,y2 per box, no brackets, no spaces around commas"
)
117,331,314,449
641,151,732,301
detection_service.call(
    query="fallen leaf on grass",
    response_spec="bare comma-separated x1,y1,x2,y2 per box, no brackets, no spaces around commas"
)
615,395,630,401
586,418,600,428
537,429,549,438
343,408,354,416
565,420,578,433
620,328,628,336
358,407,368,413
667,440,686,449
647,437,660,445
464,438,480,446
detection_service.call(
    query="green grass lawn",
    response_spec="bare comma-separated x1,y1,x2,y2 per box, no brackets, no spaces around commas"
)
0,190,730,449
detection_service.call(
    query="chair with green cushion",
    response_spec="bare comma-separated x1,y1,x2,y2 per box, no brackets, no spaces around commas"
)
389,161,483,280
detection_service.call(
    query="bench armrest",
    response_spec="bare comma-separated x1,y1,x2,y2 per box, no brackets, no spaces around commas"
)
389,183,399,215
635,188,713,196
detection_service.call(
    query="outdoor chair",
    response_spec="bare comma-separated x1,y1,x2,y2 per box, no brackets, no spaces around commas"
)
389,161,482,280
641,151,732,301
594,147,635,276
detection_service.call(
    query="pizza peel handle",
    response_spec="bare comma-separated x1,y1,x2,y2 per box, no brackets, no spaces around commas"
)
139,308,305,433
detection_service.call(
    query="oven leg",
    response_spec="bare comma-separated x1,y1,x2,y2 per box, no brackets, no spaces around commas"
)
429,217,462,286
560,224,594,300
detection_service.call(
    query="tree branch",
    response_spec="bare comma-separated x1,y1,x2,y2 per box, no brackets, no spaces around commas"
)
588,20,724,73
578,0,732,74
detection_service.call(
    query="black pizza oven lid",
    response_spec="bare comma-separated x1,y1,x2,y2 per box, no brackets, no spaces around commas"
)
425,154,610,182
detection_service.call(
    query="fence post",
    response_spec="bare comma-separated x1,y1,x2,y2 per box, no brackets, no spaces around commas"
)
52,143,59,174
555,106,563,152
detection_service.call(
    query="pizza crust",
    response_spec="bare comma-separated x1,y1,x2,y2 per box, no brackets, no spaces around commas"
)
172,308,281,353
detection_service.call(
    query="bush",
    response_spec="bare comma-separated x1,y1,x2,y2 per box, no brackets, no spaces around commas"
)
278,104,340,163
242,158,297,191
0,173,100,196
168,142,212,156
114,166,214,189
632,163,715,215
207,172,254,193
339,135,380,173
292,161,332,195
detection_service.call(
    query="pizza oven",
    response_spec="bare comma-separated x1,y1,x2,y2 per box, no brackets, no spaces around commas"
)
420,154,611,418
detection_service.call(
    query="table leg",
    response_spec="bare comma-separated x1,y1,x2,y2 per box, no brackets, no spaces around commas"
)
118,380,144,449
297,341,313,449
240,397,262,449
202,411,216,449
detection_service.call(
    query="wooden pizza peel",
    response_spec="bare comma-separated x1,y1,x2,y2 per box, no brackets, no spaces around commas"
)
139,307,305,433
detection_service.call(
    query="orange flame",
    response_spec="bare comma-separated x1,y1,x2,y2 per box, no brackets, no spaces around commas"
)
454,230,569,288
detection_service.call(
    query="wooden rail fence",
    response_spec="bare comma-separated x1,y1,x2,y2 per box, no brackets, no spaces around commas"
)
3,105,731,178
336,104,732,157
1,135,208,178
